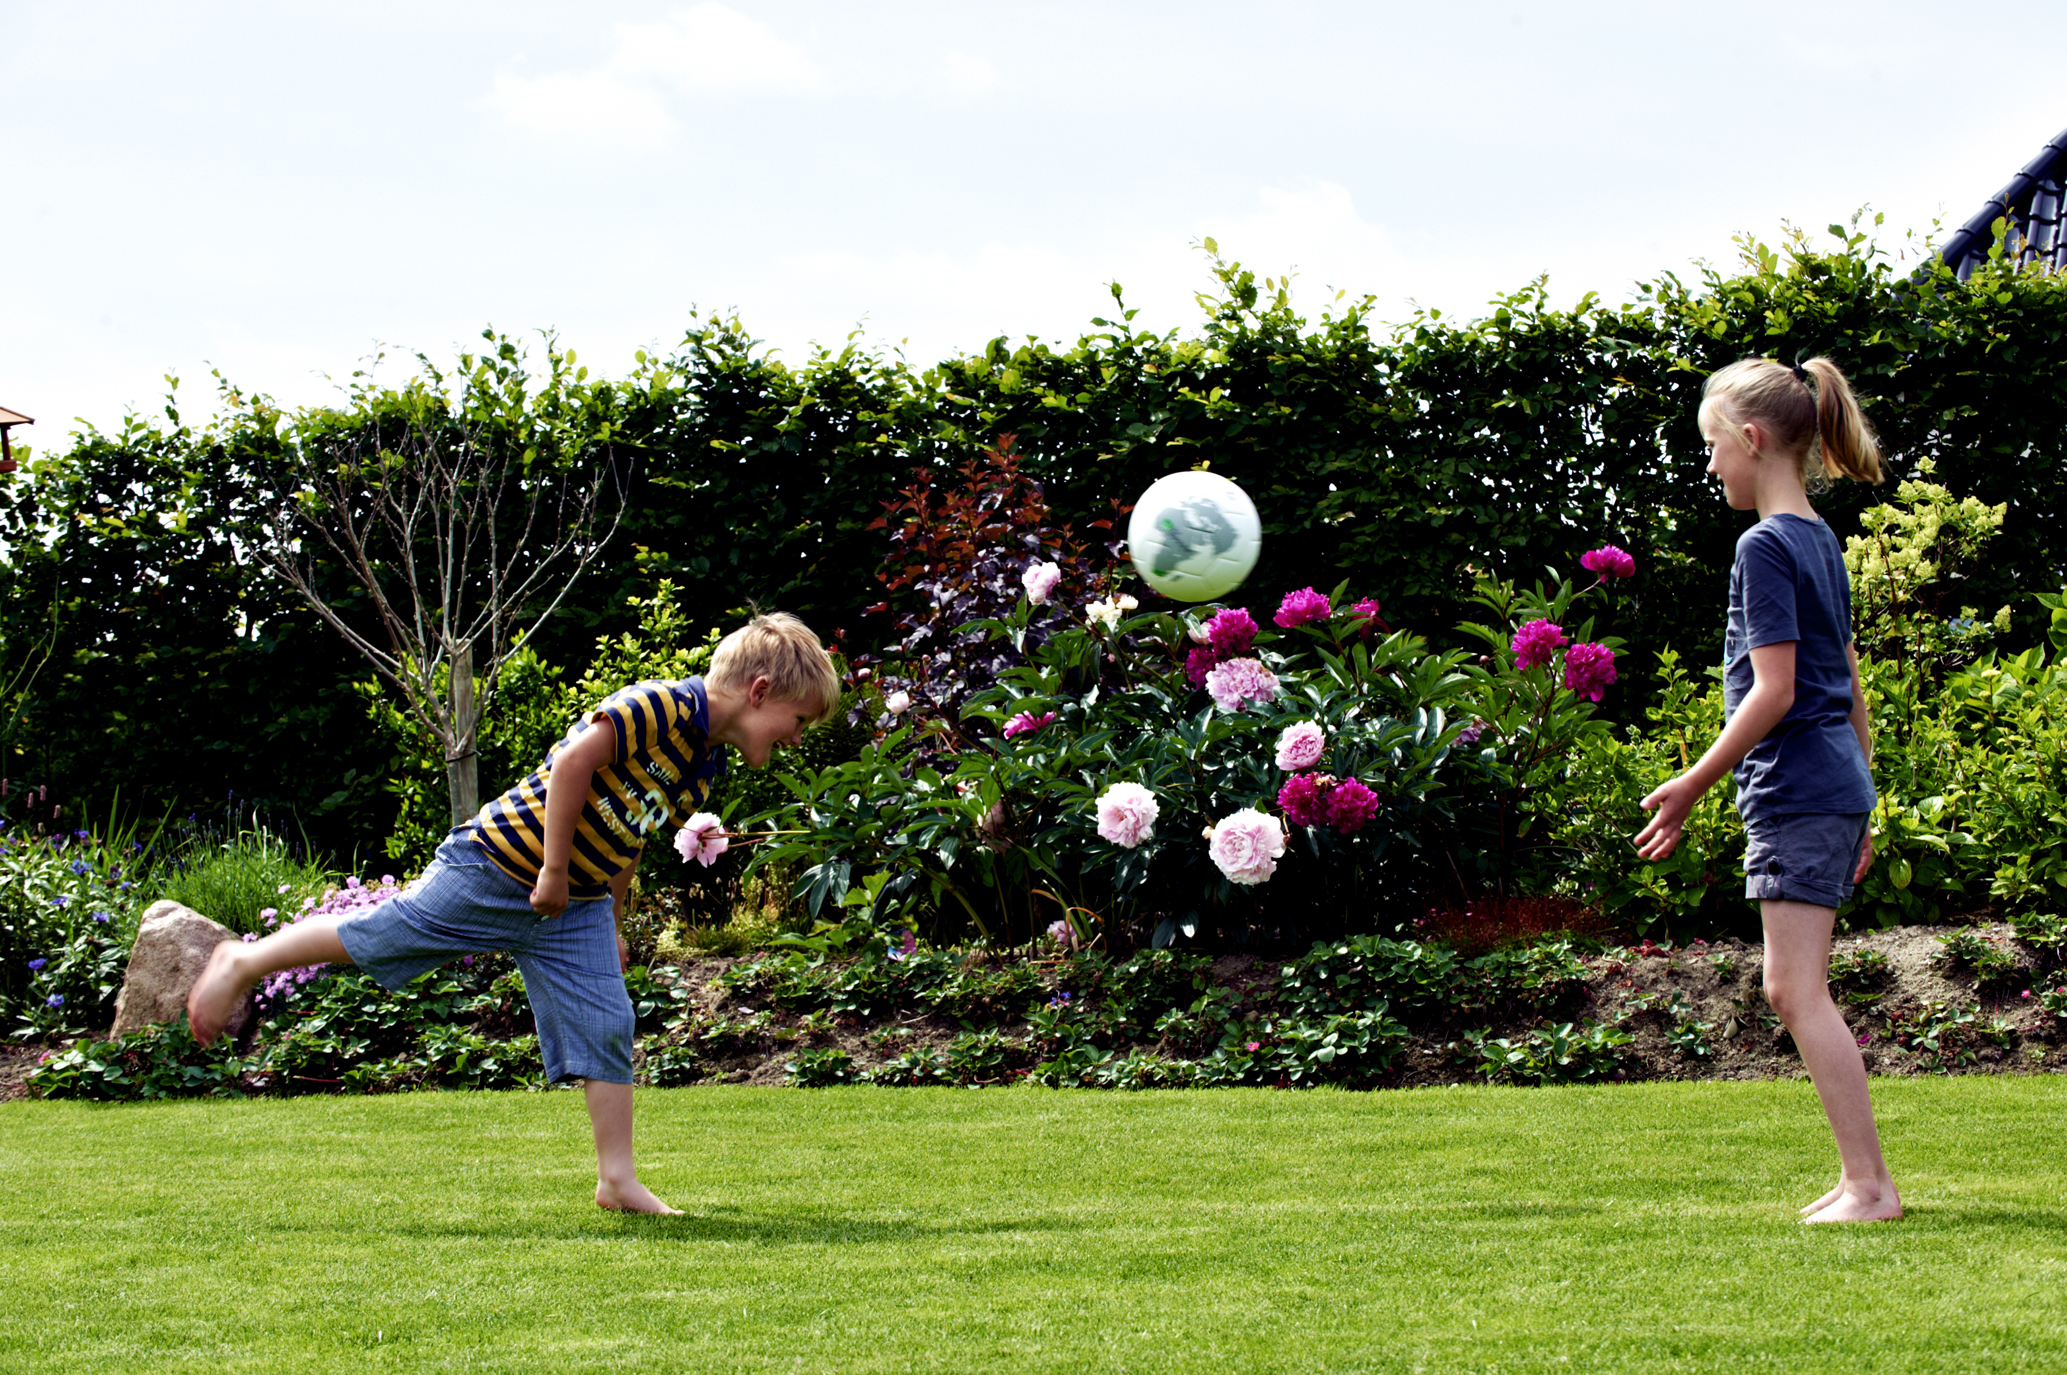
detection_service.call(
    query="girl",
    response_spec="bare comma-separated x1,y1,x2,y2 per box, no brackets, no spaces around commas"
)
1633,355,1899,1224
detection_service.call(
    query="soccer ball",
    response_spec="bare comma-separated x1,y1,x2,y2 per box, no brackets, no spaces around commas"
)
1126,470,1262,602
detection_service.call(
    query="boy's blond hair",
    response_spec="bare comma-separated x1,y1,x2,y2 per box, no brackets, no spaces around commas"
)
708,612,842,723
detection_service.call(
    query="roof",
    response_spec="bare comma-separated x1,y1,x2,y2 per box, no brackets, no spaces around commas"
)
1939,124,2067,280
0,407,31,427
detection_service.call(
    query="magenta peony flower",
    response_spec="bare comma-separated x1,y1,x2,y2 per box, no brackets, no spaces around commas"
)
1581,545,1636,579
1022,561,1062,605
1003,710,1057,739
1274,721,1326,771
1277,772,1329,828
1204,607,1258,657
1562,641,1618,701
1274,587,1332,628
1324,778,1382,834
1185,645,1218,686
1204,657,1279,712
1511,619,1567,671
1095,782,1159,848
1208,807,1286,885
674,812,729,867
1348,596,1386,639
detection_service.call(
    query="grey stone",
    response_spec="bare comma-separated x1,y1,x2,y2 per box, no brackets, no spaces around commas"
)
111,901,252,1040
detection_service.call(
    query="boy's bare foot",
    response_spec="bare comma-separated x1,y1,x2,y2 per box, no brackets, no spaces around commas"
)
596,1180,682,1215
185,942,249,1047
1804,1184,1901,1224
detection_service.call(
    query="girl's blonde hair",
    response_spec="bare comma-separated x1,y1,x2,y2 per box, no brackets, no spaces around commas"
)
708,612,842,724
1701,356,1885,487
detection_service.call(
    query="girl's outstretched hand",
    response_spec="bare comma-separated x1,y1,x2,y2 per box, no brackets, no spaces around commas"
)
1633,774,1703,861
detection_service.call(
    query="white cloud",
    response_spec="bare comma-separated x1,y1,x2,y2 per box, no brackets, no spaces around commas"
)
941,52,1000,95
483,5,821,153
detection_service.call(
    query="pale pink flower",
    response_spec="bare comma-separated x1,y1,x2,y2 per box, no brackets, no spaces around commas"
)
1208,807,1286,885
674,812,729,867
1204,657,1278,712
1094,782,1159,848
1085,597,1123,631
1046,918,1073,948
1511,619,1566,671
1186,617,1212,644
1274,721,1326,771
884,690,912,715
1022,561,1062,605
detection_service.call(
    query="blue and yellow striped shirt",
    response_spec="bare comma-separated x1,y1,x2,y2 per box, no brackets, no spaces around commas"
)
466,678,728,897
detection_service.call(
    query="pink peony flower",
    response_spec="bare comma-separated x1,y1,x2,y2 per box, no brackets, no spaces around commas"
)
1003,710,1057,739
674,812,729,867
1204,657,1279,712
1095,782,1159,848
1274,721,1326,771
1022,561,1062,605
1324,778,1382,835
1348,596,1386,639
1511,618,1567,671
1277,772,1329,828
1456,717,1486,748
1204,607,1258,657
1581,544,1636,579
1185,645,1218,686
1046,918,1073,948
1186,617,1212,644
1274,587,1331,628
1562,641,1618,701
1208,807,1286,885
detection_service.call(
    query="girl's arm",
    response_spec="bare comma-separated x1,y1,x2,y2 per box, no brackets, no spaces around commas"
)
1846,640,1875,882
1633,640,1796,862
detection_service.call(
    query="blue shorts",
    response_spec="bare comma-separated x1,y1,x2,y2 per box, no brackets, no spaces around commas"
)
334,833,633,1084
1741,812,1871,909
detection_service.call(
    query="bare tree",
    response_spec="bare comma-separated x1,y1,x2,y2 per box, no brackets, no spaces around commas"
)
258,349,627,827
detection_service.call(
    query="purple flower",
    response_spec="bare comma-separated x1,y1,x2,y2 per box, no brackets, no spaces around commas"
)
1003,710,1057,739
380,875,396,887
1204,658,1279,712
1511,619,1567,671
50,895,68,908
91,911,110,924
1581,544,1636,579
1324,778,1382,835
1456,718,1486,748
1562,641,1618,701
1274,587,1331,628
27,959,45,972
888,929,918,962
1204,608,1258,657
1048,991,1073,1008
1184,646,1218,686
345,876,362,889
45,995,63,1008
1277,773,1329,828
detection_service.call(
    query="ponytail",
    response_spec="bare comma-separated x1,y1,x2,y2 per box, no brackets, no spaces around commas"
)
1702,355,1884,487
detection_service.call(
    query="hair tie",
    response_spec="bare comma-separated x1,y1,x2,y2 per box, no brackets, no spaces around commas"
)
1790,359,1809,385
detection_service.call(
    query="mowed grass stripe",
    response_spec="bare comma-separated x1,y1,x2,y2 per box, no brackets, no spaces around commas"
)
2,1078,2064,1373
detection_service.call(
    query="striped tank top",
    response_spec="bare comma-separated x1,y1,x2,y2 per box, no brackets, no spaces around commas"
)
466,678,728,897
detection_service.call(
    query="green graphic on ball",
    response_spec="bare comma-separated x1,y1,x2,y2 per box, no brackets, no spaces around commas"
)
1127,470,1262,601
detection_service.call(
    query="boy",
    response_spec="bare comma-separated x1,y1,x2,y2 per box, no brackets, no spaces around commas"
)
188,612,840,1214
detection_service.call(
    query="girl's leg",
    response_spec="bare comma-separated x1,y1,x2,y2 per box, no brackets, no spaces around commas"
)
187,917,351,1045
1761,898,1900,1222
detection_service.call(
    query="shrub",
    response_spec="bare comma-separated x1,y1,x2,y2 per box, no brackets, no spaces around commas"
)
786,1048,857,1086
156,823,332,935
0,824,149,1030
1464,1020,1633,1086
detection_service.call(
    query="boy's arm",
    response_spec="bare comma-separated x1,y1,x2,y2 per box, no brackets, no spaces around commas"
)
1633,640,1796,861
531,719,620,919
609,851,639,972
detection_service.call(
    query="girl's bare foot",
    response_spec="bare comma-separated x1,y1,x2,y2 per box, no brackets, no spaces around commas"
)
596,1180,681,1215
185,942,249,1047
1804,1183,1901,1224
1799,1181,1846,1215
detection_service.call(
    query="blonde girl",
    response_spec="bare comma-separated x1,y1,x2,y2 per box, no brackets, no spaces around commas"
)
1634,356,1899,1223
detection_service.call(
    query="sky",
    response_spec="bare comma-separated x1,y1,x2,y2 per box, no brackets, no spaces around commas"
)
5,1,2065,444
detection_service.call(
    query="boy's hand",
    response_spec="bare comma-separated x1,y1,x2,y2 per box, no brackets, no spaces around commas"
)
1633,774,1702,861
530,868,570,919
1853,831,1875,883
618,934,631,972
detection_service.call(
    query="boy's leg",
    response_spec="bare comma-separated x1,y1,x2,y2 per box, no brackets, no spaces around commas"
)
187,918,351,1045
1761,898,1900,1223
585,1081,680,1215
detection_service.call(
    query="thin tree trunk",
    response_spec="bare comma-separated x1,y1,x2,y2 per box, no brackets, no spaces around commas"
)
447,639,479,826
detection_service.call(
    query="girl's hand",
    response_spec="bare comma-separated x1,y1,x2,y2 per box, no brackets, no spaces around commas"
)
1633,774,1703,861
1853,831,1875,884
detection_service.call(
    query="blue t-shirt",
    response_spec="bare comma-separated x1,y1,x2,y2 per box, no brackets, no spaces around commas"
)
1722,514,1876,820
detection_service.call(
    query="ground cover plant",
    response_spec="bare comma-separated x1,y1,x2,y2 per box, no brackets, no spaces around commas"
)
3,1079,2066,1373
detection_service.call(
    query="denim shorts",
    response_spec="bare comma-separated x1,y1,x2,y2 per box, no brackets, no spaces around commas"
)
1741,812,1872,909
334,832,633,1084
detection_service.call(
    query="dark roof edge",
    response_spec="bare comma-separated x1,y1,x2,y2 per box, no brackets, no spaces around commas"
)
1937,124,2067,269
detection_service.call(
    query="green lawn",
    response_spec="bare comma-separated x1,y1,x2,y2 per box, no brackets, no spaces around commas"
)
3,1079,2064,1374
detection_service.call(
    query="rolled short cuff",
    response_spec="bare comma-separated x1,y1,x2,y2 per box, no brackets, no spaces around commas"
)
1742,812,1871,910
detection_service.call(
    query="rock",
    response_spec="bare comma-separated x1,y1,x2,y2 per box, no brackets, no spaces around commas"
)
110,901,252,1040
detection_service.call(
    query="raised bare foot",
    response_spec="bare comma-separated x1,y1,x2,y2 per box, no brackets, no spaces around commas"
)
1799,1181,1846,1215
185,941,249,1047
596,1180,682,1215
1804,1184,1901,1224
